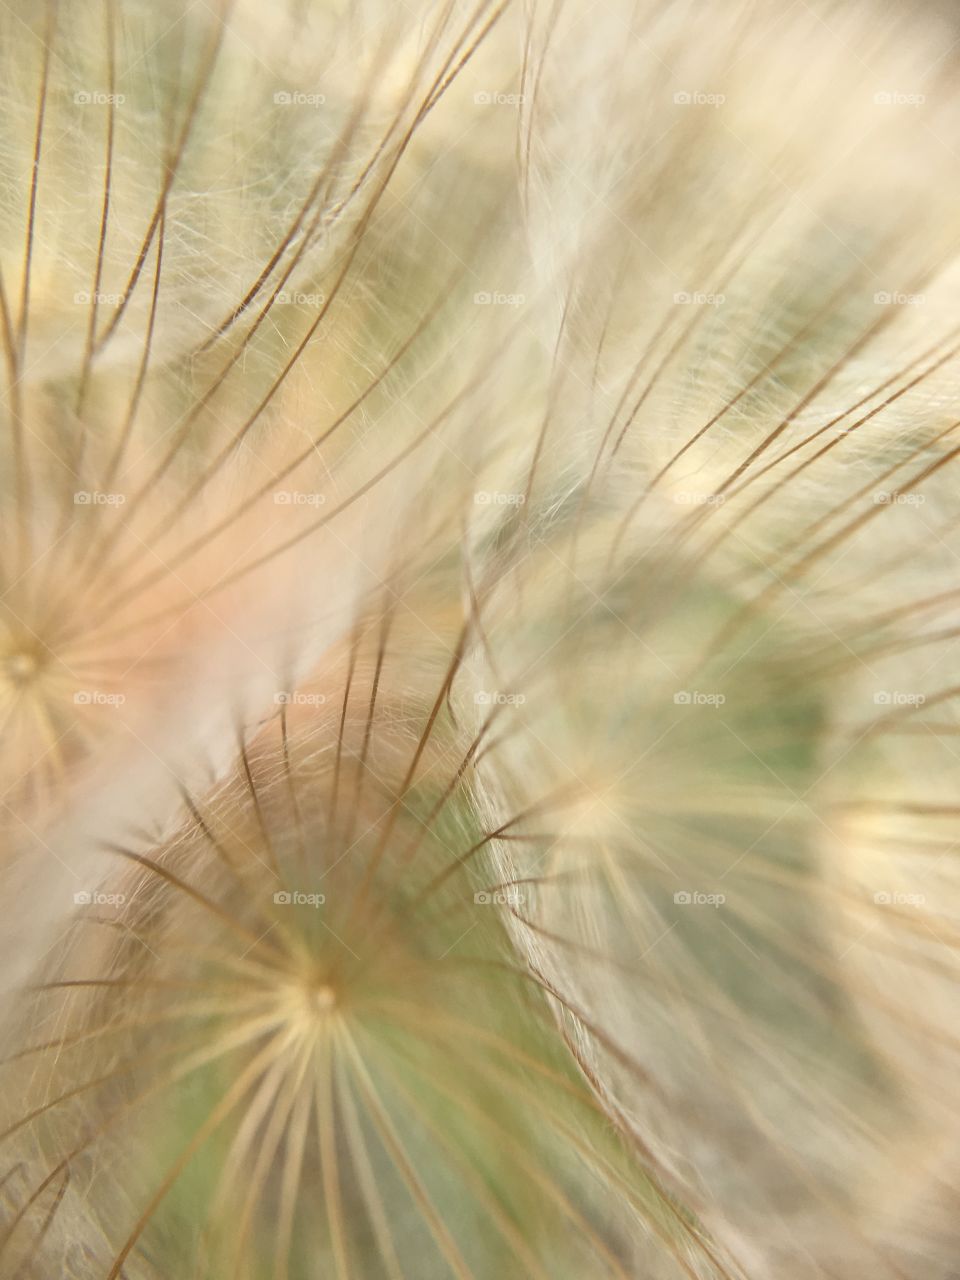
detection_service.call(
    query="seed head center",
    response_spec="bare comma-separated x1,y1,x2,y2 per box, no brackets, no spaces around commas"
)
3,649,43,687
308,983,336,1015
